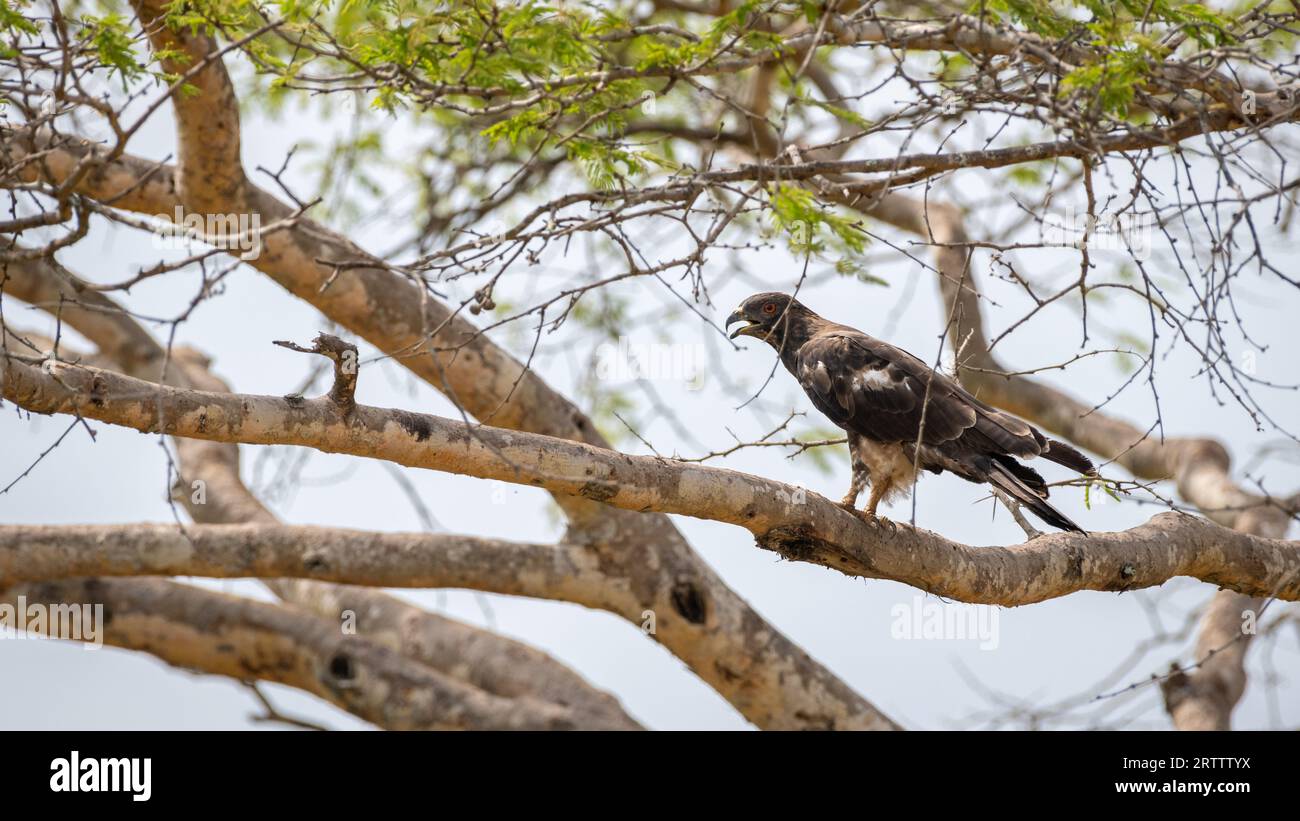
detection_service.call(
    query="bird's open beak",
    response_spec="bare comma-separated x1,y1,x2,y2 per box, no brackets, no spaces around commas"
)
726,308,760,339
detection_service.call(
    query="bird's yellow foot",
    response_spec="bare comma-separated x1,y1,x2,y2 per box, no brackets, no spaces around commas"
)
873,515,898,532
853,510,896,531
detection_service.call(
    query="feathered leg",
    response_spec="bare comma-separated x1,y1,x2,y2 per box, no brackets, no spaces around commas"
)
839,432,898,528
865,479,887,517
839,432,869,509
840,465,868,509
863,476,894,526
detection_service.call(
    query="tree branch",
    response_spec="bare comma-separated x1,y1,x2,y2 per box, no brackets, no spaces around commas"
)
5,355,1297,605
1,579,620,730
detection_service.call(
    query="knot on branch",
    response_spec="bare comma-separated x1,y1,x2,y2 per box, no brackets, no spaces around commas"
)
669,581,707,625
273,333,359,411
758,525,854,567
1158,662,1230,724
1158,664,1193,713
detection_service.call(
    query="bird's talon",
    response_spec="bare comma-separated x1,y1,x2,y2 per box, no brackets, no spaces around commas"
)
854,510,890,529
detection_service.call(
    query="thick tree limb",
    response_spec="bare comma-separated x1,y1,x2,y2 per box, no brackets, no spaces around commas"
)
0,250,163,373
129,0,247,213
1,518,1296,607
0,524,597,596
1,579,616,730
4,356,1297,606
1159,590,1260,731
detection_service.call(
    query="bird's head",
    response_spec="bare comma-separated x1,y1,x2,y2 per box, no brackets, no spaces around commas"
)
725,292,814,347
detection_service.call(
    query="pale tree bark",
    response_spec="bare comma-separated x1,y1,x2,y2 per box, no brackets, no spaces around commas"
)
1,517,1297,606
2,578,616,730
4,355,1298,606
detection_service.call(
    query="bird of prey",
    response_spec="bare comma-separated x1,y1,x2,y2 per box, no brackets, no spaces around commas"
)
726,292,1094,533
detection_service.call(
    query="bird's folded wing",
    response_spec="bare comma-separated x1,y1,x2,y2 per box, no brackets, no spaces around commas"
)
796,332,975,444
797,331,1048,461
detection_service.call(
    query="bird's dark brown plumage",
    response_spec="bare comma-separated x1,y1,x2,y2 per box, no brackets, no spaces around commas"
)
726,292,1093,532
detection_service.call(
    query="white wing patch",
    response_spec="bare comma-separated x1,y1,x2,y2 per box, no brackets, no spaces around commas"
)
857,368,893,389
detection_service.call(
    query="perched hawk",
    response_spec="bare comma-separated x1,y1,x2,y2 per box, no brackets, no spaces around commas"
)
726,292,1093,532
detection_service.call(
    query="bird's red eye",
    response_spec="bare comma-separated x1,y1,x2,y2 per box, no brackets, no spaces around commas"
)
762,303,777,315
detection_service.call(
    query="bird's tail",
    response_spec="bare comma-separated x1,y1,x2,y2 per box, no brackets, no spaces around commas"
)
1040,438,1095,475
987,459,1085,533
